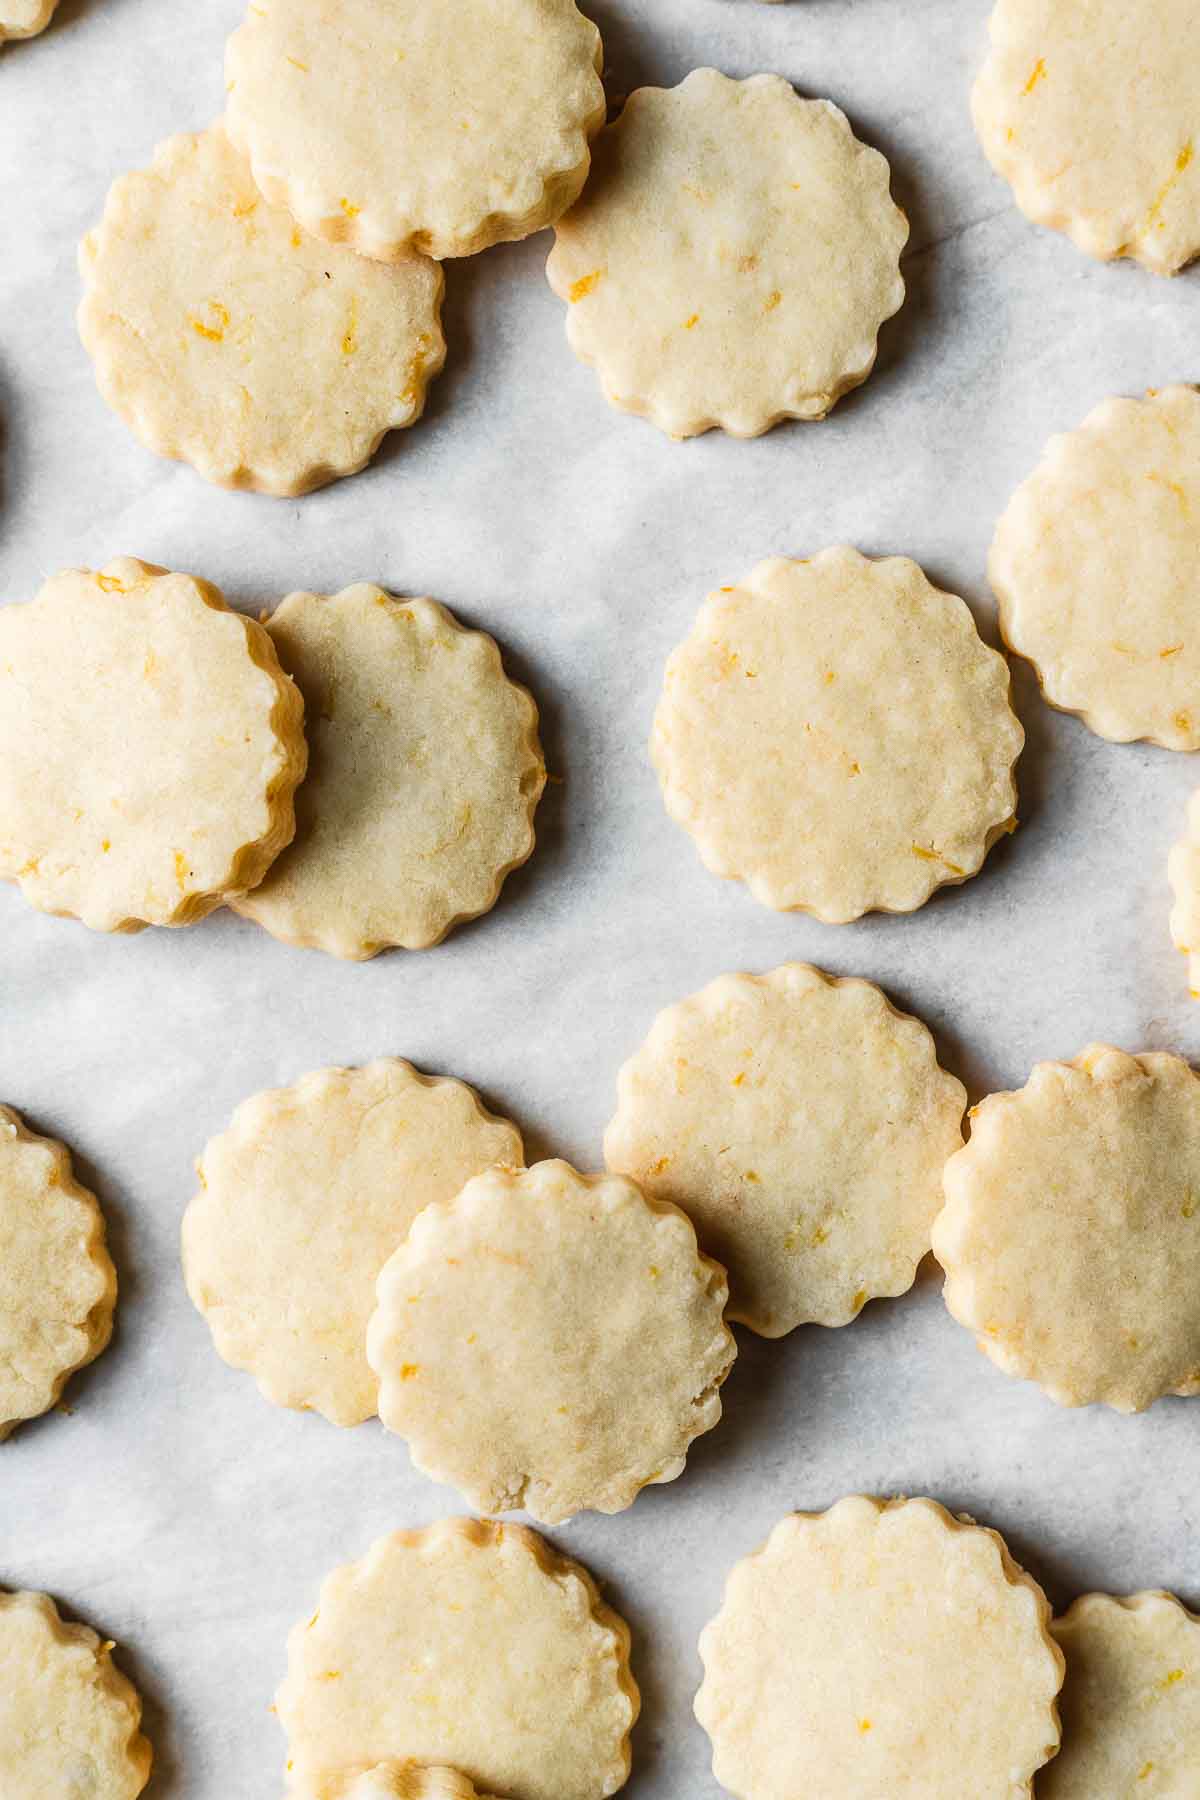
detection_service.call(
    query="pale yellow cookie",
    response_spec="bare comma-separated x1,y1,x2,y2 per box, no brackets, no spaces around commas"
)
604,965,966,1336
183,1059,521,1428
695,1495,1063,1800
277,1517,639,1800
225,0,605,261
991,387,1200,749
0,0,57,40
934,1045,1200,1412
1169,791,1200,997
973,0,1200,275
78,125,445,495
652,548,1023,920
230,588,545,958
339,1769,495,1800
0,558,306,933
547,69,907,438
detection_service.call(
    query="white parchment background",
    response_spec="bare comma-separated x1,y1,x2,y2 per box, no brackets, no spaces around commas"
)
2,0,1199,1792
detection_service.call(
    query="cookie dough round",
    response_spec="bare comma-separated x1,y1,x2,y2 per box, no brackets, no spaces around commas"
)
368,1159,735,1523
276,1517,639,1800
973,0,1200,275
695,1495,1063,1800
991,387,1200,749
183,1059,522,1427
340,1770,495,1800
225,0,605,261
604,964,966,1336
230,587,545,958
1168,791,1200,997
0,559,305,933
0,1590,152,1797
78,125,445,496
934,1045,1200,1412
0,0,58,40
652,548,1023,920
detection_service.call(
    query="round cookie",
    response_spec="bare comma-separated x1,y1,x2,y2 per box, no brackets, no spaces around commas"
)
604,964,966,1336
78,125,445,496
546,69,907,439
0,0,57,40
991,387,1200,749
973,0,1200,275
224,0,605,261
340,1770,495,1800
183,1059,522,1427
368,1159,735,1524
230,587,545,958
652,548,1023,921
694,1495,1063,1800
933,1044,1200,1412
0,558,306,933
1168,792,1200,997
276,1517,639,1800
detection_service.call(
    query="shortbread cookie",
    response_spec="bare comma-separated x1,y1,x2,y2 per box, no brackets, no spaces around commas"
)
0,558,306,932
0,0,58,39
0,1590,152,1796
341,1769,493,1800
973,0,1200,275
277,1517,639,1800
695,1495,1063,1800
78,126,444,495
1168,791,1200,997
230,588,545,957
652,548,1023,920
225,0,605,261
183,1059,521,1427
546,70,907,438
934,1045,1200,1412
604,965,966,1336
991,388,1200,749
368,1159,735,1523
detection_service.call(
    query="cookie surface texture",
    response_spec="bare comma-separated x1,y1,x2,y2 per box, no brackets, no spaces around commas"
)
1169,791,1200,997
340,1769,494,1800
0,0,58,39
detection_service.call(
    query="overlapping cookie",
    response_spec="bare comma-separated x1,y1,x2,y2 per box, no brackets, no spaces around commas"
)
1169,792,1200,997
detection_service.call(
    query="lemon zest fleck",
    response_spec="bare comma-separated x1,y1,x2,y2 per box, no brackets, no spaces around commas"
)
189,301,230,343
568,270,602,302
1022,57,1046,96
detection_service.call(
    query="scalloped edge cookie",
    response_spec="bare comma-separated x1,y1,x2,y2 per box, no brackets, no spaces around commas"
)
0,0,58,40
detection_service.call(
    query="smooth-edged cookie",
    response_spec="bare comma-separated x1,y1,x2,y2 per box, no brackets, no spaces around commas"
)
0,0,58,39
973,0,1200,275
0,1590,152,1797
546,69,907,439
695,1495,1063,1800
340,1770,495,1800
0,558,306,933
991,387,1200,749
276,1517,639,1800
652,548,1023,920
230,587,545,958
604,964,966,1336
367,1159,735,1524
225,0,605,261
934,1045,1200,1412
183,1059,522,1427
78,125,445,496
1169,791,1200,997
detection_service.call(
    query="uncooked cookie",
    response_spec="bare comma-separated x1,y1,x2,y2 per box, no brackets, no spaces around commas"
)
973,0,1200,274
340,1770,494,1800
991,387,1200,749
1169,792,1200,997
277,1517,639,1800
695,1495,1063,1800
604,965,966,1336
0,1590,152,1797
78,125,445,495
368,1159,735,1523
0,0,57,40
652,548,1023,920
934,1045,1200,1412
183,1059,521,1427
225,0,605,261
230,587,545,958
546,69,907,438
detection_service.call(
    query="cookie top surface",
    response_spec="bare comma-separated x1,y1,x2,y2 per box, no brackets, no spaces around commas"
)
546,69,907,438
973,0,1200,274
1168,790,1200,997
78,126,445,496
277,1517,639,1800
0,0,57,39
652,548,1023,921
695,1495,1062,1800
368,1159,735,1523
933,1044,1200,1412
991,387,1200,749
604,964,966,1336
225,0,605,260
183,1059,522,1428
230,587,545,958
341,1769,493,1800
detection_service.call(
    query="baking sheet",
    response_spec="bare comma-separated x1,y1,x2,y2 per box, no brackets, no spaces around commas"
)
2,0,1199,1791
